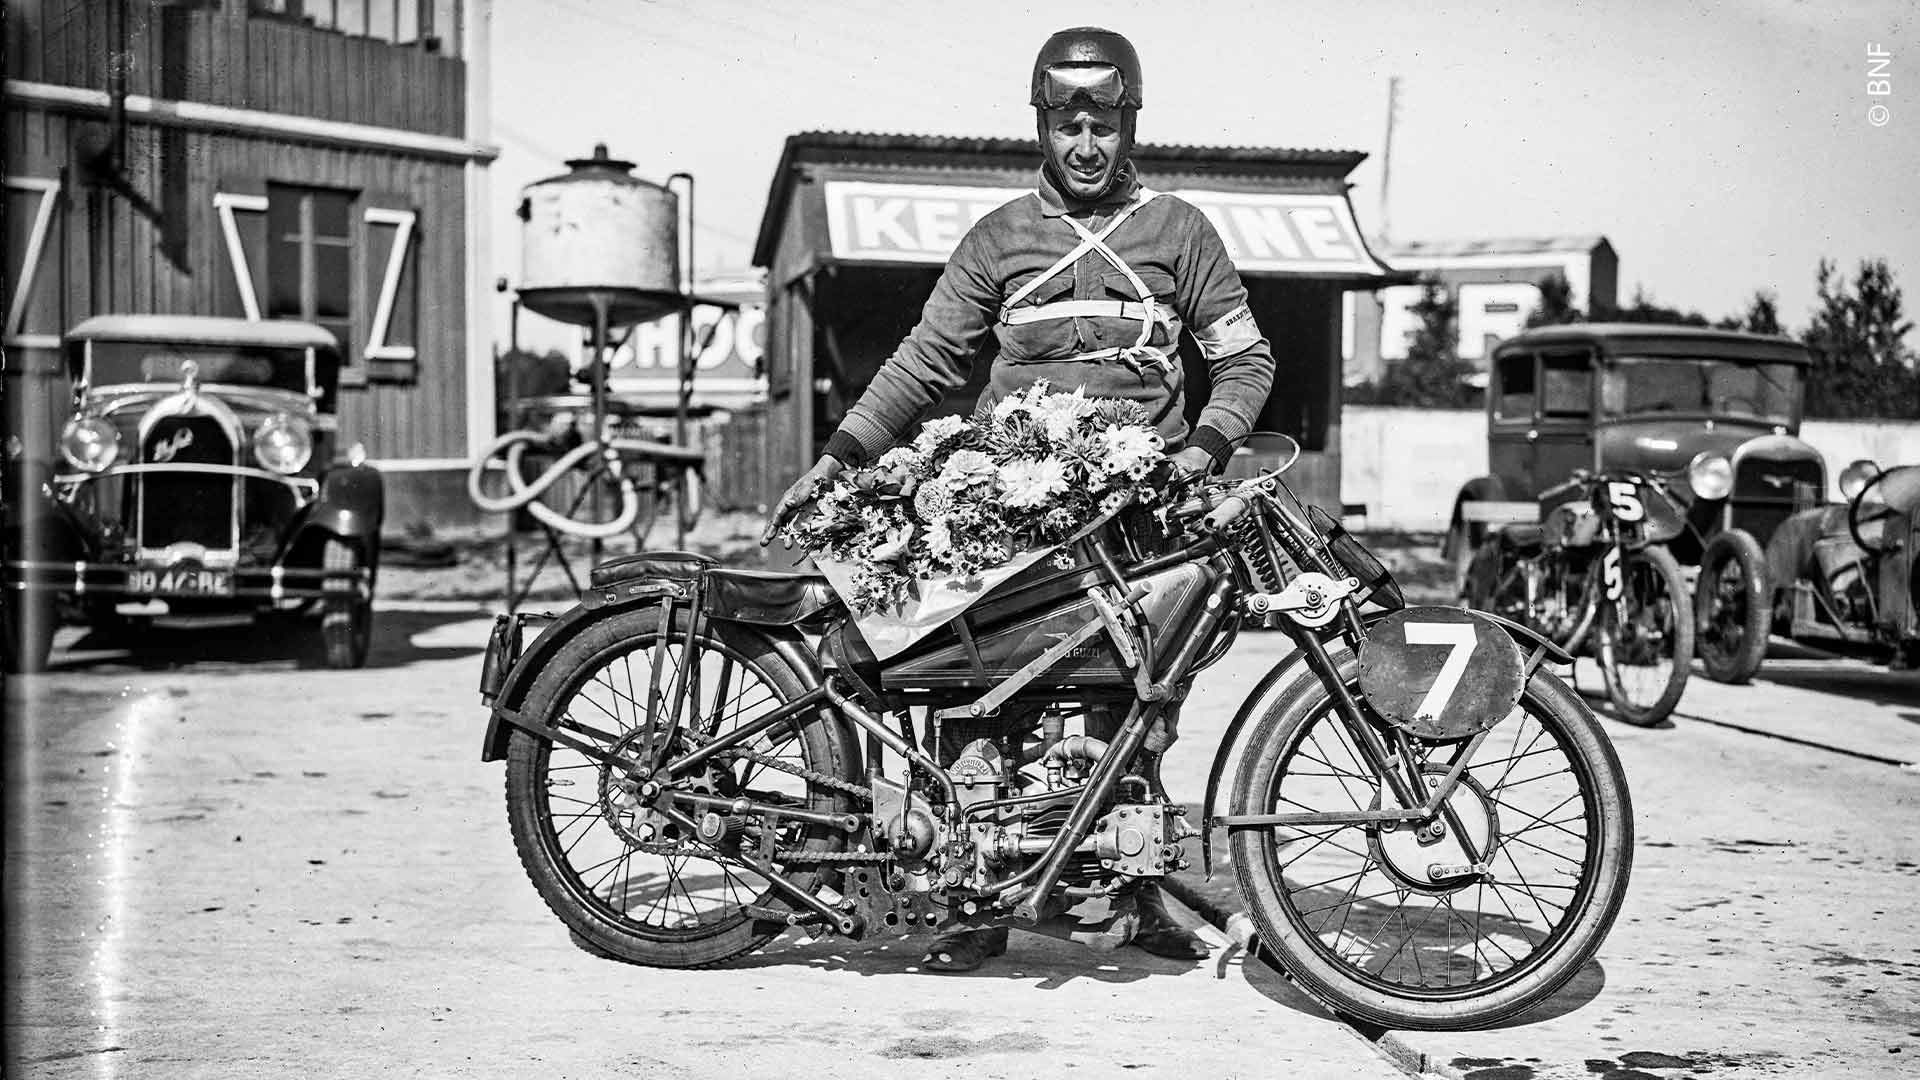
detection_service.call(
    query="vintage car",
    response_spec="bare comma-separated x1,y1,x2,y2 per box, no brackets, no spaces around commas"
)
1694,459,1919,680
2,315,383,671
1444,324,1824,589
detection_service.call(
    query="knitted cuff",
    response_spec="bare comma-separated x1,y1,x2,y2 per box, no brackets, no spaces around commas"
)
1189,425,1237,470
822,430,867,468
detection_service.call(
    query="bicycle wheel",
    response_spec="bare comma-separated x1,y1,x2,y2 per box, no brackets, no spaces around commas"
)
504,605,858,967
1229,654,1633,1030
1597,544,1692,726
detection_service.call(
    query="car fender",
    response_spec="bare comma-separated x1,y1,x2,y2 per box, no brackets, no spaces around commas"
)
3,473,93,563
303,464,384,543
1444,476,1513,559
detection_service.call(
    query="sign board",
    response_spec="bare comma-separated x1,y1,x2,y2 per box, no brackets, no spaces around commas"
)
821,181,1390,278
606,280,767,405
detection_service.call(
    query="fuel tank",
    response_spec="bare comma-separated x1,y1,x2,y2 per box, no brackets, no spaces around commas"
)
880,560,1216,689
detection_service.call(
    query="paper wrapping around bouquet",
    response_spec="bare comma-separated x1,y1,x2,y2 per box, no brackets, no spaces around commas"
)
814,544,1059,661
808,499,1134,661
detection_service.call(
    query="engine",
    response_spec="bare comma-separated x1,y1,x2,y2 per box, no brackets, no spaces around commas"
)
863,709,1187,927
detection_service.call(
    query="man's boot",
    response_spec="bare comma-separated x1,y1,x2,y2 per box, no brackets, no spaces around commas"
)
1130,883,1210,960
921,926,1009,973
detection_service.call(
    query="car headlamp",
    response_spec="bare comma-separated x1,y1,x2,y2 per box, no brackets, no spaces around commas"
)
1838,459,1880,501
253,413,313,474
60,416,120,473
1687,452,1733,500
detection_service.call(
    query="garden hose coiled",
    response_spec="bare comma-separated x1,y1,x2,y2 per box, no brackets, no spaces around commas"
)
466,429,642,540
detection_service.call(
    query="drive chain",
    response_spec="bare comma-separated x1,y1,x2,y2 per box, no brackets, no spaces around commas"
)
679,726,874,805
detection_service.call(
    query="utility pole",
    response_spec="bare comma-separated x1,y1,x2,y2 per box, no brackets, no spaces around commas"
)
1378,76,1400,245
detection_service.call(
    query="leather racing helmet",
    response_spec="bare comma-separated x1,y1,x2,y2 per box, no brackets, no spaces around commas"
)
1030,26,1143,111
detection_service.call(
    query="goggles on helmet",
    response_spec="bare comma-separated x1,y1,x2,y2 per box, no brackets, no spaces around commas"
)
1035,64,1130,110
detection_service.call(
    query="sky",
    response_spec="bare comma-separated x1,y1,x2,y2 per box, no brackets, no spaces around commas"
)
485,0,1918,354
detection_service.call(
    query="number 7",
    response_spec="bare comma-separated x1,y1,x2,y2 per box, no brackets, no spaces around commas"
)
1404,622,1479,723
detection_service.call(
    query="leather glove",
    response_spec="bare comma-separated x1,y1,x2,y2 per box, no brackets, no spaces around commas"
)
760,455,845,546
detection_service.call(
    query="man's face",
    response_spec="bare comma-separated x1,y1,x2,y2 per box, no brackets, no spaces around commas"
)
1042,105,1129,201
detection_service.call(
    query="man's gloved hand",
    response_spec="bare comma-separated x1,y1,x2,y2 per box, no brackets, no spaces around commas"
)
1165,446,1214,483
760,455,845,546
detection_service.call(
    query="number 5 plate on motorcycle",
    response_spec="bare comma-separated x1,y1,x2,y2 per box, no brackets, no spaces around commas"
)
1357,607,1526,741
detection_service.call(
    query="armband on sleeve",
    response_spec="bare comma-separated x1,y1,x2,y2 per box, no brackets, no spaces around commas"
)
1194,304,1262,360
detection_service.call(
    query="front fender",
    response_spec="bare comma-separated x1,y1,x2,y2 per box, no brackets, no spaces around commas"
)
1445,476,1514,559
304,464,385,542
1198,614,1572,875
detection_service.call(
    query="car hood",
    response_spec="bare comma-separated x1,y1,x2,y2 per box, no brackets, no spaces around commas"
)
1596,418,1811,474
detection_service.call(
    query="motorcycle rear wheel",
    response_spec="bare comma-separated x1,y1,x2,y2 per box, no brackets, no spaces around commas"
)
504,606,857,968
1229,655,1632,1030
1597,544,1691,726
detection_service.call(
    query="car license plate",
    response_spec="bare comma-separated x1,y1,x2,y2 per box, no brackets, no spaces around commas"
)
128,567,235,597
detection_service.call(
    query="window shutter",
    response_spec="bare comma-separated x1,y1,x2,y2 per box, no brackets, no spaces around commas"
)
212,181,269,322
361,193,419,384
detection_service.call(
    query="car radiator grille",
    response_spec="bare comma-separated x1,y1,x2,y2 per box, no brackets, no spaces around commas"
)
139,414,238,552
1730,456,1823,546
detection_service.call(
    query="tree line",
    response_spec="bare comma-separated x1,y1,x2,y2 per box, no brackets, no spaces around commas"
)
1347,257,1919,419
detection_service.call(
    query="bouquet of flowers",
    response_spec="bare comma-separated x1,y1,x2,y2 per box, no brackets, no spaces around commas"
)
780,381,1168,616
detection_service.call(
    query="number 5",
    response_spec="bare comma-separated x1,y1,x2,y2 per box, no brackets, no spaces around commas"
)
1606,481,1644,522
1404,622,1479,723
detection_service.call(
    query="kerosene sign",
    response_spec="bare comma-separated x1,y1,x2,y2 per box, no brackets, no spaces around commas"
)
822,181,1381,276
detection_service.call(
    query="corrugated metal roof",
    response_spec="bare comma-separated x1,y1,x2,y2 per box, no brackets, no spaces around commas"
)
753,130,1372,267
1382,236,1612,259
66,315,340,350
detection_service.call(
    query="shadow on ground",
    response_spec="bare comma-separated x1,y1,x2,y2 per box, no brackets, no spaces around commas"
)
44,607,490,674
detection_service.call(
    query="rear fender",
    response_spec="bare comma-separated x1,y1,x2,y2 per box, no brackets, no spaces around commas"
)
1198,614,1571,875
479,587,844,763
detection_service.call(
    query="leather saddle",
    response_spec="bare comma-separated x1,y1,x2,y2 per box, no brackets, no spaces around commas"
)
587,550,840,626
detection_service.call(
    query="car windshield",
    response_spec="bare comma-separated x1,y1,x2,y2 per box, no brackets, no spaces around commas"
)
87,341,310,394
1600,356,1800,423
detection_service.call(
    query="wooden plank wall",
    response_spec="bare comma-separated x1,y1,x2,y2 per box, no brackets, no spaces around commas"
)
6,108,470,463
7,0,464,138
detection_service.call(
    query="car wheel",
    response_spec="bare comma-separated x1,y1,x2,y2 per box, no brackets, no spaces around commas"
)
1694,529,1770,684
2,590,57,674
318,538,373,670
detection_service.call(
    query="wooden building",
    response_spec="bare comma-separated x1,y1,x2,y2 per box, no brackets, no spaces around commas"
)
4,0,495,528
750,132,1401,541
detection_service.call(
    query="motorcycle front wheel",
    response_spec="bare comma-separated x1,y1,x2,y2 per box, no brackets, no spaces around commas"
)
1229,655,1633,1030
504,605,858,968
1597,544,1692,726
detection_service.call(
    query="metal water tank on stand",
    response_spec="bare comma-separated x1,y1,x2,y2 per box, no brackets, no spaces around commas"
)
518,144,684,330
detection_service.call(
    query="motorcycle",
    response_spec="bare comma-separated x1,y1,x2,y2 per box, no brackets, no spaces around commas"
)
1463,467,1694,726
477,441,1633,1031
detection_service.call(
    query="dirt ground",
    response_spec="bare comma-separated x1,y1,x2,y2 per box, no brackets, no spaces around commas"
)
376,512,1457,608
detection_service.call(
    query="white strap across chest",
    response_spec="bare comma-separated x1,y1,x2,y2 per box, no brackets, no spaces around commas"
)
999,188,1167,356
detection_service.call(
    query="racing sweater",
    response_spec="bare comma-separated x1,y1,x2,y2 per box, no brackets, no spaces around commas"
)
821,164,1276,470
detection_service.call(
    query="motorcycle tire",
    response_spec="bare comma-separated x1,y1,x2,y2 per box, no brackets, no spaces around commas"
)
1597,544,1692,726
1693,528,1770,685
504,605,857,968
1229,652,1633,1031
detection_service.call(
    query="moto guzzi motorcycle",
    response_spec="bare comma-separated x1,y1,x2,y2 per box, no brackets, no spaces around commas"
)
1463,467,1694,727
478,448,1633,1031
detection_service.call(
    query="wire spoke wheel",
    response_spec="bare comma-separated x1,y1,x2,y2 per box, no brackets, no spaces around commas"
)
1598,544,1691,726
1231,656,1632,1030
505,607,854,967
